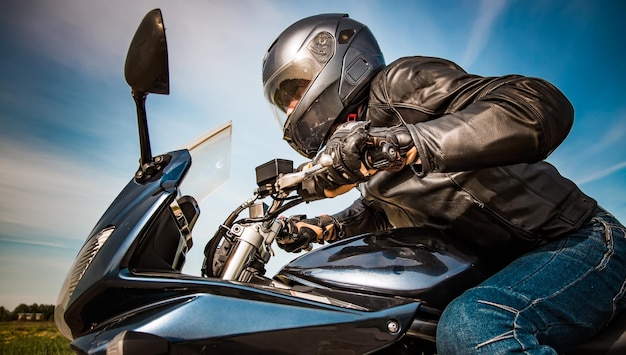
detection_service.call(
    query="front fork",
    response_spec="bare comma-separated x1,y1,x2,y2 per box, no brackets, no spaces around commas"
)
219,219,282,282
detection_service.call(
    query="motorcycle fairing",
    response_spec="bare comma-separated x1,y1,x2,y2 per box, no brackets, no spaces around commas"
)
58,149,192,338
69,273,421,354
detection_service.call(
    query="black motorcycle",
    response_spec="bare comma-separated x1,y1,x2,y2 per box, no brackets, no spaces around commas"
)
55,9,626,354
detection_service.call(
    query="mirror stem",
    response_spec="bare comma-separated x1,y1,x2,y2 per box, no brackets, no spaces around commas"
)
132,90,153,168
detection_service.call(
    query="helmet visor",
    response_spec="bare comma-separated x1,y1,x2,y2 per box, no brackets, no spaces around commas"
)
264,31,335,129
264,56,322,128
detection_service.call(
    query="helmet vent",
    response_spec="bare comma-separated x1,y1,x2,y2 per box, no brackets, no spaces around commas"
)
308,32,334,64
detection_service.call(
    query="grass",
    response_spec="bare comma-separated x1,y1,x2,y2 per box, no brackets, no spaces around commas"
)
0,321,73,355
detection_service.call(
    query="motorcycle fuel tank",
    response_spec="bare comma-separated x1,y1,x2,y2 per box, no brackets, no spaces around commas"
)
277,227,490,309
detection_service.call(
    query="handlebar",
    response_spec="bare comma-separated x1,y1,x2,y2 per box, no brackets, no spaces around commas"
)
204,138,400,281
274,154,332,192
275,140,399,196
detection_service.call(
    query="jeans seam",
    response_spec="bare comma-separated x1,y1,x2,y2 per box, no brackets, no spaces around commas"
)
519,216,622,331
475,258,603,350
596,217,615,271
475,330,516,349
612,280,626,322
451,213,625,353
609,219,626,321
529,219,615,305
512,239,564,288
475,300,526,351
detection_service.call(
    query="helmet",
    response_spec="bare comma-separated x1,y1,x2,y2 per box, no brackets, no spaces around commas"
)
263,14,385,158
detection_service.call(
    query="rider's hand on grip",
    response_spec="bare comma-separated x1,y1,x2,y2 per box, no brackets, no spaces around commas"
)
276,215,340,253
365,125,418,172
314,121,372,186
297,122,371,201
299,122,418,200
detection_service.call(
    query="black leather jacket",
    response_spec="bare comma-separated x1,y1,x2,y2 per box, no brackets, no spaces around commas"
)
333,56,596,259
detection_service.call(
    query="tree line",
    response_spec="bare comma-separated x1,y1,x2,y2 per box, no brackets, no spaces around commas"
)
0,303,55,322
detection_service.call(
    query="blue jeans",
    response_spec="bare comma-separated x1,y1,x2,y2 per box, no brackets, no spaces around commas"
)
437,208,626,354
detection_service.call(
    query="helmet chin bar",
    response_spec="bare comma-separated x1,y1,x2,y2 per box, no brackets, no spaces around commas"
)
287,81,344,158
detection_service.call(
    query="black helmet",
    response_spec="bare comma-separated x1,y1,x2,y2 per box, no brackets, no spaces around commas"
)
263,14,385,158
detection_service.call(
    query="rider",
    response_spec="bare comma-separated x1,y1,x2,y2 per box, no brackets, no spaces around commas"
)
262,14,626,354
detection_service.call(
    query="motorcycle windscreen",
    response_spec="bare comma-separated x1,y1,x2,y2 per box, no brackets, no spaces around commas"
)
277,227,489,310
180,121,231,203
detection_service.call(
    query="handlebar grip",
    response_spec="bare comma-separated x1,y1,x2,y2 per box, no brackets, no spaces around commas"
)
364,142,398,170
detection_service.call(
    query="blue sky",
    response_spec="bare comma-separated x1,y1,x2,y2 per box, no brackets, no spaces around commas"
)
0,0,624,310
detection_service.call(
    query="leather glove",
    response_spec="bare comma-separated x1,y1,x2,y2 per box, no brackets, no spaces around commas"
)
366,125,418,172
276,215,340,253
315,121,372,187
299,122,418,200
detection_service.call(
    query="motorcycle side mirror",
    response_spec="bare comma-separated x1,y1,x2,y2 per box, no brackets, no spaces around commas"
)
124,8,169,95
124,8,170,181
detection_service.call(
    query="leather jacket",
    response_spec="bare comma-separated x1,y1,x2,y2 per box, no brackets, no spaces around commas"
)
332,56,596,259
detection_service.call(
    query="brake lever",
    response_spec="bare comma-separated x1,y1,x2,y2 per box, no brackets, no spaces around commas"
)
274,154,333,192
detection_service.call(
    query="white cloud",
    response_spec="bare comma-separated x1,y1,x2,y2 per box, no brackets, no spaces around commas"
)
551,109,626,181
586,113,626,155
0,138,126,241
0,238,75,250
577,161,626,185
460,0,508,68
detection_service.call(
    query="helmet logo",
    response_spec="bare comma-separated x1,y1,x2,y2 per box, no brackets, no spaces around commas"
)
308,32,334,64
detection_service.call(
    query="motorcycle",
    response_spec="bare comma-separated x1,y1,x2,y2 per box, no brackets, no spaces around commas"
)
55,9,626,354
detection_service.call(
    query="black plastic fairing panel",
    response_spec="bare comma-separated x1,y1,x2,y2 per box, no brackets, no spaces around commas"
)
277,227,490,309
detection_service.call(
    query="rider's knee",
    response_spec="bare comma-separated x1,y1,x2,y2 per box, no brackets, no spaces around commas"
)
437,287,517,354
436,290,480,353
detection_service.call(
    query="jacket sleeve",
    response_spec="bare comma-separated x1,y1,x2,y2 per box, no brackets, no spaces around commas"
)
331,197,391,239
373,57,575,175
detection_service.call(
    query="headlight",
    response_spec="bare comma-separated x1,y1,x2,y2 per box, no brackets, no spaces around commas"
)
55,226,115,339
